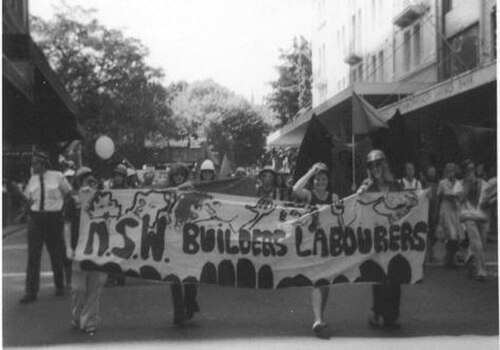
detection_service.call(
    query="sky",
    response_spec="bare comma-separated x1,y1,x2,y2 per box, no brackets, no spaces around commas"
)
30,0,314,104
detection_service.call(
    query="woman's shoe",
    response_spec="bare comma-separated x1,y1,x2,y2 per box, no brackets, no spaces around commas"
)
368,313,384,329
312,321,327,334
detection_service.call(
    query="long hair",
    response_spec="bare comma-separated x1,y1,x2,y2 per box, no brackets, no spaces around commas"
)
367,159,394,186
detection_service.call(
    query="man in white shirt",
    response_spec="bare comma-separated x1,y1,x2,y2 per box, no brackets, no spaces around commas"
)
399,162,422,191
20,151,72,304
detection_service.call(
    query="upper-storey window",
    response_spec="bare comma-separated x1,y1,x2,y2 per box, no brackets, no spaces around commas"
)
443,0,453,14
443,24,479,79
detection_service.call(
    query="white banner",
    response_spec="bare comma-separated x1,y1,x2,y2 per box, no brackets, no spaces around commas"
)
76,189,429,288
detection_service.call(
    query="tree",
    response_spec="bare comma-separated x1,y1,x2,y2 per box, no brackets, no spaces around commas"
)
207,102,269,166
170,79,269,166
30,5,177,168
267,36,312,127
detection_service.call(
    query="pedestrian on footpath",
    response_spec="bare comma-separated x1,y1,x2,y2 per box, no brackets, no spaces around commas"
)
20,151,72,304
293,162,339,336
166,163,201,325
357,150,403,330
436,163,464,268
399,162,422,191
62,168,76,290
64,167,106,334
460,159,489,281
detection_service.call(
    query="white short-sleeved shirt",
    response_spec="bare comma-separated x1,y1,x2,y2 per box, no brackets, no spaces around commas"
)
24,171,72,212
400,177,422,191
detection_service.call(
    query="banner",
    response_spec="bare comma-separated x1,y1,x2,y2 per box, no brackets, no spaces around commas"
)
76,189,429,288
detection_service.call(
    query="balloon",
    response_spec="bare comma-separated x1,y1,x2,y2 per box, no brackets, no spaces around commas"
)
95,136,115,160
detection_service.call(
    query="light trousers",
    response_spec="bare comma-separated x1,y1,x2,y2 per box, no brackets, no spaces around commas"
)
71,263,106,331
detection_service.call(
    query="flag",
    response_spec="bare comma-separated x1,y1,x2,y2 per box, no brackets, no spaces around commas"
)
219,154,232,179
352,92,388,135
372,109,417,178
331,135,373,197
293,114,332,184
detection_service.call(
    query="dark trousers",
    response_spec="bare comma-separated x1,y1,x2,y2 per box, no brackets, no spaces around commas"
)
25,212,65,296
170,284,199,319
372,284,401,323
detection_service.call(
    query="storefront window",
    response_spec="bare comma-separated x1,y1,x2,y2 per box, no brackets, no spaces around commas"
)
444,24,479,78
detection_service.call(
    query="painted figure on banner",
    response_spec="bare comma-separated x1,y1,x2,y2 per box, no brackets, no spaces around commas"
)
165,163,200,326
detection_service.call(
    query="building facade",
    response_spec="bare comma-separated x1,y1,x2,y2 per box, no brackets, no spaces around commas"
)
269,0,496,183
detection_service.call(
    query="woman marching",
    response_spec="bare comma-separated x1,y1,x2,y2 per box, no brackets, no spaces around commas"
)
293,162,339,336
165,163,200,325
357,150,403,330
63,167,106,334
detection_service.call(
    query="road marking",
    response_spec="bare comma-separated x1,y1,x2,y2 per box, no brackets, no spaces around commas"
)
3,272,53,278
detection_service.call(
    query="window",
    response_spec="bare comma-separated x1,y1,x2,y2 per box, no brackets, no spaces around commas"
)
378,50,384,81
444,24,479,78
371,55,377,81
342,25,346,56
403,30,411,72
443,0,453,14
492,6,497,59
357,9,362,51
351,15,356,51
413,24,421,66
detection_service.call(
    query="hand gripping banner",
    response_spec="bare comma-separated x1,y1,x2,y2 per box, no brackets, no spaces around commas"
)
76,189,429,288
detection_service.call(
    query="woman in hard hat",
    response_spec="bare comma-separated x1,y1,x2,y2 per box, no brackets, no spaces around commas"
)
293,162,339,336
165,163,200,325
357,150,403,330
256,166,288,200
199,159,216,182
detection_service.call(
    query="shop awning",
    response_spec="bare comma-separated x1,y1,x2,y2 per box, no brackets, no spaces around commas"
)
379,62,497,120
267,81,431,147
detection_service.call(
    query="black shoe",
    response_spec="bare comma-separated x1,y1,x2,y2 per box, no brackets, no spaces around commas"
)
383,316,401,330
55,289,65,297
368,313,384,329
19,295,37,304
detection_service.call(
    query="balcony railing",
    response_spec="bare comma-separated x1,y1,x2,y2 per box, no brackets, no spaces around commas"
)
344,51,363,66
393,3,429,28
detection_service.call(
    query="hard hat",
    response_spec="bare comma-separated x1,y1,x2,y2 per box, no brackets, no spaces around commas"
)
366,150,386,163
200,159,215,171
113,164,128,176
258,165,277,178
76,166,92,178
126,168,136,177
63,169,75,177
143,170,155,180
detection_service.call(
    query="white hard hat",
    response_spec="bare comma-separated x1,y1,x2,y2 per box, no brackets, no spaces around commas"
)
200,159,215,171
63,169,75,177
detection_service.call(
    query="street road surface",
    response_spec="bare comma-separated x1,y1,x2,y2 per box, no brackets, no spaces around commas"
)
2,227,498,350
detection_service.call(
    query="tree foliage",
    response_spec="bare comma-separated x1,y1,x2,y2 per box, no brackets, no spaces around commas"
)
171,79,269,166
267,36,312,128
30,5,177,167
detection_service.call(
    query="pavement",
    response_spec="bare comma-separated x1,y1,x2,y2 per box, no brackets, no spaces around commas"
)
2,224,498,350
